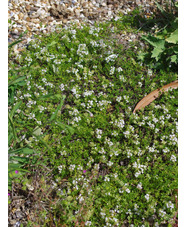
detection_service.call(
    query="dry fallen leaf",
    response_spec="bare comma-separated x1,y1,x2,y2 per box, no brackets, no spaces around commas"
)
133,80,178,113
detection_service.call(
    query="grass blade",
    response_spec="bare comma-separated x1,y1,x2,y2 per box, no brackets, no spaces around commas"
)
49,95,66,122
9,101,22,118
8,39,23,49
8,113,17,142
8,76,26,87
8,147,35,155
56,121,75,135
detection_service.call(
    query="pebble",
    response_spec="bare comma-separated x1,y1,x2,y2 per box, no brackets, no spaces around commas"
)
8,0,160,53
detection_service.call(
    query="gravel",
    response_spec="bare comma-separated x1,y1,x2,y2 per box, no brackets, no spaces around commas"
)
8,0,161,53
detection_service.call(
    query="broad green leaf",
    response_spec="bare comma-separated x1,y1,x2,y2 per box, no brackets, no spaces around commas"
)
142,35,165,49
49,95,66,122
166,29,178,44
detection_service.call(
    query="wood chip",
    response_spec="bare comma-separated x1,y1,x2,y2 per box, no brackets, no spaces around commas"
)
133,80,178,113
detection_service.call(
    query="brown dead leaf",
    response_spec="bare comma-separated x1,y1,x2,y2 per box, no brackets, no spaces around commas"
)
133,80,178,113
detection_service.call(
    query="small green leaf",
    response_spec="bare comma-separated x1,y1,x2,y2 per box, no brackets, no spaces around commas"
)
137,52,147,61
170,55,177,63
43,134,50,142
46,41,58,48
33,127,42,136
151,46,164,61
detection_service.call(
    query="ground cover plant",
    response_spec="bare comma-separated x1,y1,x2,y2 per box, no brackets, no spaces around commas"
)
137,0,178,72
8,8,178,227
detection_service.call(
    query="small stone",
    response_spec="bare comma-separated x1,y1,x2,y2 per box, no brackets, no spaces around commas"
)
74,8,80,16
82,2,88,8
88,2,93,8
63,19,68,23
18,13,24,19
46,16,53,22
83,9,89,17
9,220,17,225
108,4,113,9
101,2,107,7
80,0,85,4
108,10,112,17
25,5,31,11
25,17,30,22
16,211,24,218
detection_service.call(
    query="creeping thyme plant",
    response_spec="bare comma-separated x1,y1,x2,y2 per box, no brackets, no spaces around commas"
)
8,13,177,227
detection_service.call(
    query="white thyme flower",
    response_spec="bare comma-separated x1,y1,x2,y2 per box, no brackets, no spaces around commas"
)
149,147,155,153
138,82,143,87
117,67,123,72
170,155,177,162
119,75,125,82
166,201,174,210
116,96,122,102
163,147,169,153
104,176,110,182
135,172,141,178
111,131,118,137
110,66,115,75
159,209,166,217
126,188,130,193
105,54,118,63
137,182,143,189
59,83,65,91
107,161,113,167
145,194,150,201
85,221,92,226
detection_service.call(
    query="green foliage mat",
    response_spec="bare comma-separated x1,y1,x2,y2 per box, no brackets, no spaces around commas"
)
8,14,178,226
